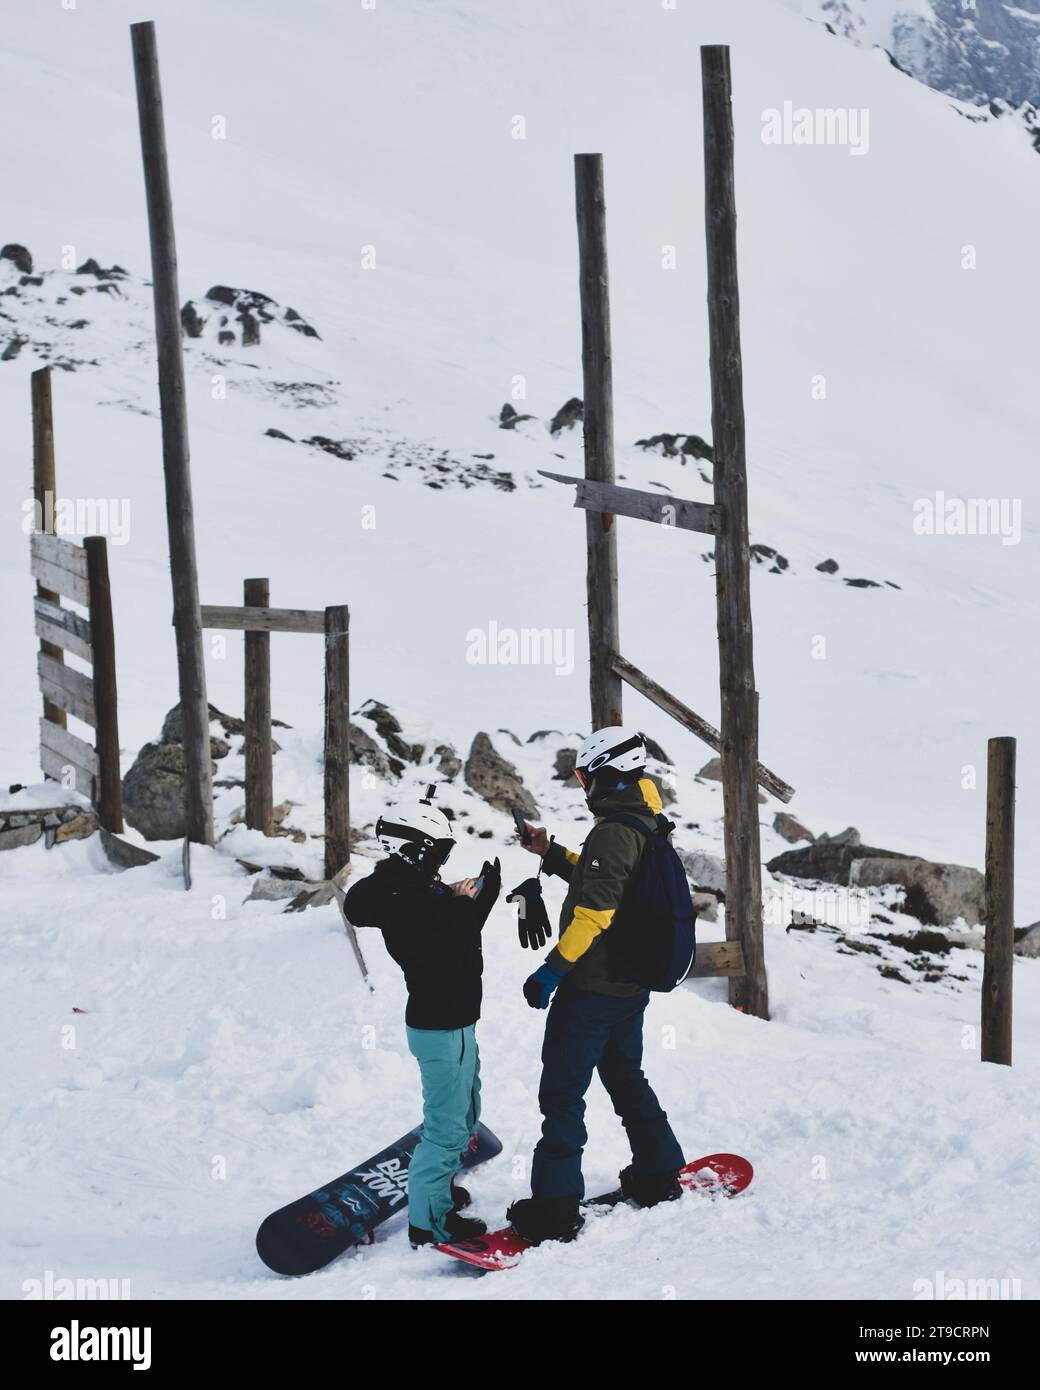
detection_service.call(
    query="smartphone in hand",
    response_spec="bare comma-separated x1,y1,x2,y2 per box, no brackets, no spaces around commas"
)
512,806,532,846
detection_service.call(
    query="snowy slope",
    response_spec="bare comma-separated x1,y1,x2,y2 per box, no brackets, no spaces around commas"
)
1,0,1038,1299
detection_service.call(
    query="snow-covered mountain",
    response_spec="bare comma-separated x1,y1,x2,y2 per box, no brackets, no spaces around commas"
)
1,0,1038,1301
789,0,1040,107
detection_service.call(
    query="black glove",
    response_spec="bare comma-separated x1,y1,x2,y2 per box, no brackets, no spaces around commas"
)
469,858,501,926
507,876,553,950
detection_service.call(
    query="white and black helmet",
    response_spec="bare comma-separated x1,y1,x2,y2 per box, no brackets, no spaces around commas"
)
574,726,647,793
375,797,456,877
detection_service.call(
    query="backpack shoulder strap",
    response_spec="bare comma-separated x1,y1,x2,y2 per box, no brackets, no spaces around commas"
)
601,812,654,838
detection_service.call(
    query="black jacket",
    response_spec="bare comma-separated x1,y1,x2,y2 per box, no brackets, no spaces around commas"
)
343,854,500,1030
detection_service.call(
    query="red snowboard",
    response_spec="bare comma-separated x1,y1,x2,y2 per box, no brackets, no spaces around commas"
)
436,1152,753,1271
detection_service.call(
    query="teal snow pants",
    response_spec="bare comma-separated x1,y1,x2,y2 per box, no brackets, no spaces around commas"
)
405,1024,481,1239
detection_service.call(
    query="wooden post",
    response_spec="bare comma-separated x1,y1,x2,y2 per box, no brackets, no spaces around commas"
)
131,20,214,847
701,46,768,1019
982,736,1015,1065
324,605,351,880
32,367,66,731
243,577,273,833
574,154,622,732
84,537,123,833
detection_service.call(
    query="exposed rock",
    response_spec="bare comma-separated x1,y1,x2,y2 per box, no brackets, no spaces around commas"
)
464,732,537,814
54,810,99,843
1015,924,1040,958
0,822,43,850
349,723,403,781
357,699,424,763
76,258,127,280
433,744,462,780
160,702,241,757
767,835,910,887
845,578,882,589
499,403,535,429
869,927,954,956
634,432,714,462
181,301,207,338
2,337,28,361
553,748,577,782
1,243,33,275
817,827,861,847
680,849,726,894
123,742,204,841
265,427,294,441
692,890,719,922
527,729,564,743
773,811,815,844
306,435,355,460
549,397,583,435
750,543,789,574
849,858,985,928
284,307,319,338
815,558,839,574
697,756,723,782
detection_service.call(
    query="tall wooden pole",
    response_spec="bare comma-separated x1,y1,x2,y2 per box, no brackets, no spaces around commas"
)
131,20,213,846
574,154,622,733
324,605,351,880
701,46,768,1019
84,537,124,834
32,368,66,731
982,736,1015,1065
243,577,273,833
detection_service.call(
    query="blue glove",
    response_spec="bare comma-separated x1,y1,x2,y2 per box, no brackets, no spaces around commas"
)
523,961,564,1010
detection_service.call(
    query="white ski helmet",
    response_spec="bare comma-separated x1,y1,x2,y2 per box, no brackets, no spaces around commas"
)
574,727,647,793
375,796,456,877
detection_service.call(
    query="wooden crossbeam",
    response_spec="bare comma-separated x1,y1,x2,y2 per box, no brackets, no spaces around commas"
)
40,717,97,797
33,597,93,663
30,534,90,607
198,605,325,634
687,940,745,979
37,652,96,726
538,470,718,535
612,653,795,803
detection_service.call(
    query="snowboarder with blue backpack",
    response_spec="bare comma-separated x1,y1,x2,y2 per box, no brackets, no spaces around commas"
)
507,727,696,1245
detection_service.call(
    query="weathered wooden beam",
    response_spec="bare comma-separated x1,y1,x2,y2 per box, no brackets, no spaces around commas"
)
31,530,88,576
38,653,96,726
324,606,351,880
40,744,95,799
132,19,213,848
574,153,623,731
243,578,274,833
687,940,745,979
611,654,794,803
702,45,768,1019
34,599,93,663
199,605,326,634
30,543,90,608
40,718,98,777
539,471,718,535
982,736,1015,1066
32,367,65,730
85,537,123,834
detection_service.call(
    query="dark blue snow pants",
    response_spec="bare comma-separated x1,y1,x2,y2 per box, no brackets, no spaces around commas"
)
530,987,685,1199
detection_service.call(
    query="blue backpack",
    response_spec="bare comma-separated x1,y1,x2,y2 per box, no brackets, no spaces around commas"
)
602,813,697,992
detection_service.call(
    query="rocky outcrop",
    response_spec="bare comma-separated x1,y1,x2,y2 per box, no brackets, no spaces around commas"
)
849,858,985,928
356,699,424,764
179,285,320,350
634,432,713,462
1,243,33,275
549,398,583,435
464,733,537,814
680,848,727,895
499,403,535,430
773,811,815,844
123,742,199,841
767,827,911,887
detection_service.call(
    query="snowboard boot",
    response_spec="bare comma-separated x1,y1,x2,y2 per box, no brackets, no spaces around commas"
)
618,1164,683,1208
506,1195,584,1245
451,1182,472,1212
409,1209,487,1248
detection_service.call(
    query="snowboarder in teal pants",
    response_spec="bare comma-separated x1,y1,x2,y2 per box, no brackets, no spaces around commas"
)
343,794,501,1246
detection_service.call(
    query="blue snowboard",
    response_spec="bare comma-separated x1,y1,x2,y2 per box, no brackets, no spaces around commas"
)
256,1122,503,1275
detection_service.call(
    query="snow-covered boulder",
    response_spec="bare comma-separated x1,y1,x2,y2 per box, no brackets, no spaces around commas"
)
464,732,537,814
849,857,985,928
